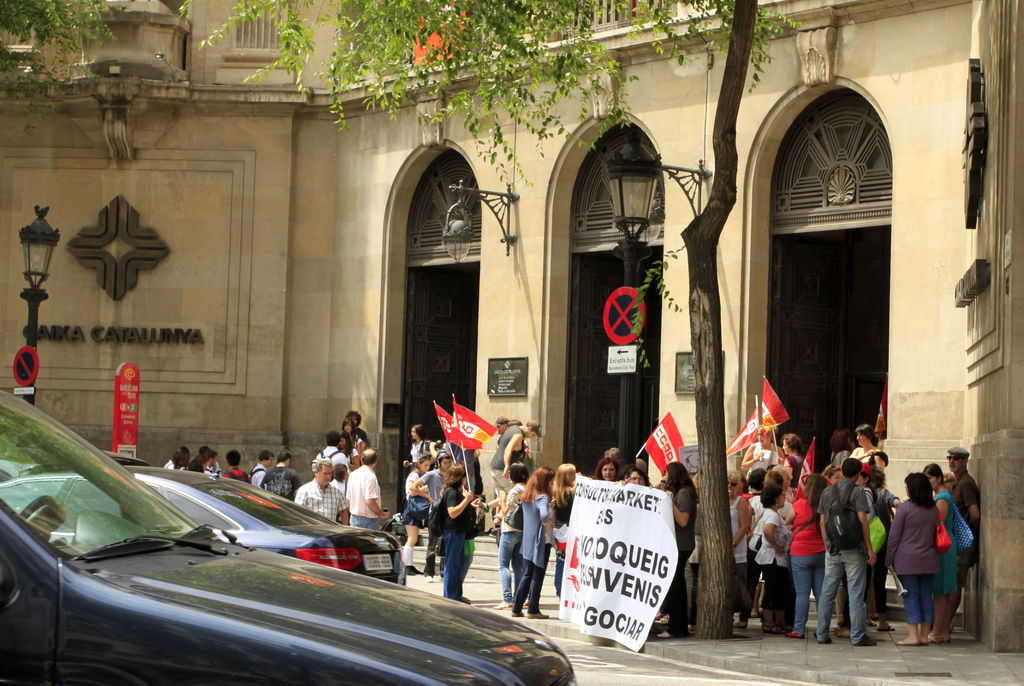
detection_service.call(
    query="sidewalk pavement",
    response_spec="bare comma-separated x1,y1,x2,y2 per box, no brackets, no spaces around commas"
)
405,549,1024,686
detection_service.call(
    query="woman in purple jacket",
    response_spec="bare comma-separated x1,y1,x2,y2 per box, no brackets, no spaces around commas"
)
885,472,941,646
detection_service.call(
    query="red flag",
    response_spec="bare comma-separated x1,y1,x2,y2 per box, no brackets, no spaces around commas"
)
644,412,685,473
761,378,790,429
433,402,459,444
727,408,760,455
796,438,815,498
451,398,497,449
875,375,888,440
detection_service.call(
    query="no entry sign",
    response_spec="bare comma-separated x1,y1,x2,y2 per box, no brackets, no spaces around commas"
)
12,346,39,387
602,287,646,345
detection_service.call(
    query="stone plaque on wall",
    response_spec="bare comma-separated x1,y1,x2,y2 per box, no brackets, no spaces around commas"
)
487,357,528,396
675,351,724,394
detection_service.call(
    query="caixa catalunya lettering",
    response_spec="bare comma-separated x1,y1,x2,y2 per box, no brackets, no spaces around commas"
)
37,325,204,345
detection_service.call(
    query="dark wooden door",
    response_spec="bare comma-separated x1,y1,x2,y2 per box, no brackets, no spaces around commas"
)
767,237,846,471
566,251,660,477
402,267,479,444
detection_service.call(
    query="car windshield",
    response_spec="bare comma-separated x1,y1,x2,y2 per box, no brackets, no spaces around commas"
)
0,394,196,556
194,481,337,528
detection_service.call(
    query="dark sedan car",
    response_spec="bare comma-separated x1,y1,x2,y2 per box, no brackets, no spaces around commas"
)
0,391,575,686
130,467,402,582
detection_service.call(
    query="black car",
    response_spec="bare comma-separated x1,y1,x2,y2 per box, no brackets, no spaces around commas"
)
130,467,402,582
0,392,575,686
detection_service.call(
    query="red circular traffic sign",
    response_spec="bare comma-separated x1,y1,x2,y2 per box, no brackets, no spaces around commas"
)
12,346,40,387
603,287,646,345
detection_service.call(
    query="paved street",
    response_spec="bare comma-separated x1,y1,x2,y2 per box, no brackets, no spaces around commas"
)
556,636,820,685
405,535,1024,686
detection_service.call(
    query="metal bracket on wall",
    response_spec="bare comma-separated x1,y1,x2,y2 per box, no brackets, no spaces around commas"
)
448,181,520,255
663,161,713,218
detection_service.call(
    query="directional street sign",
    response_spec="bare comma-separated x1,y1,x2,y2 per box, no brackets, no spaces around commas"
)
12,346,39,387
607,345,638,374
602,287,646,345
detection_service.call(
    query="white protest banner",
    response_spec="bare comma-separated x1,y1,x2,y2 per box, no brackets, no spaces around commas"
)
558,476,677,651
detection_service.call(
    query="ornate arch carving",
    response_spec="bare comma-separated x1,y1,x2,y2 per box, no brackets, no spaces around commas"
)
407,150,480,265
772,90,892,234
570,125,664,253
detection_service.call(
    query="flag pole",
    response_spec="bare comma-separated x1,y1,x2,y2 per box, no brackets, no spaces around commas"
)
634,444,646,461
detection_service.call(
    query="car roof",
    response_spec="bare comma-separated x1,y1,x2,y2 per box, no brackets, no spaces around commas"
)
105,451,150,467
129,466,218,484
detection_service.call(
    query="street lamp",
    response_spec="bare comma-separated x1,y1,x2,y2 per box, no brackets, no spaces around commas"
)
442,180,519,262
605,132,662,461
606,133,662,249
19,205,60,404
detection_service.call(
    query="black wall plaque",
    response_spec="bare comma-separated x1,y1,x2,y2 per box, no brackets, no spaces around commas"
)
487,357,528,396
382,403,402,429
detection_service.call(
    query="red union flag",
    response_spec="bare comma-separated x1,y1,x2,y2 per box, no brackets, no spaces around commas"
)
761,378,790,430
796,438,815,498
875,375,888,440
644,412,685,473
433,402,459,444
452,398,497,449
727,408,760,455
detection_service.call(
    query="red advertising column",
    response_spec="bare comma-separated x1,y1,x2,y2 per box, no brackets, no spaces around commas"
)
112,363,140,456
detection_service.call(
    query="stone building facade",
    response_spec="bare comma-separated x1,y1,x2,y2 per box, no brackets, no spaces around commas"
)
1,0,1020,649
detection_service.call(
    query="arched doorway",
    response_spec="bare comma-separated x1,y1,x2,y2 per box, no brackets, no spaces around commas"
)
565,125,663,475
767,90,892,467
402,150,481,446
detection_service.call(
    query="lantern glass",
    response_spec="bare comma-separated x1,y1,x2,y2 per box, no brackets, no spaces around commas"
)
442,217,474,263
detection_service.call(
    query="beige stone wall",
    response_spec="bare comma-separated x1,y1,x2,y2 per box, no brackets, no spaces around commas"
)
0,97,294,462
961,0,1024,652
0,0,997,620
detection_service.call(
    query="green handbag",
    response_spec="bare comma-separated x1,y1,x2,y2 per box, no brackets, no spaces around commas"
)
869,516,887,553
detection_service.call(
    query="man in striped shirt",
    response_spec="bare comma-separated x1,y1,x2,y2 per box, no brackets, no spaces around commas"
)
295,456,349,524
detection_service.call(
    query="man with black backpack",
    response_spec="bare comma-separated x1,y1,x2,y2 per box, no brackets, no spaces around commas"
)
814,457,877,646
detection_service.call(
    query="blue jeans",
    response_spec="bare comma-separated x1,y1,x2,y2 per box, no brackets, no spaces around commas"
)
350,514,379,530
498,531,524,603
815,549,869,643
554,547,566,597
791,552,826,636
513,560,547,615
442,531,467,600
901,573,934,624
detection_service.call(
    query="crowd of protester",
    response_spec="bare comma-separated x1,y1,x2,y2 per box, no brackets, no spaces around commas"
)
161,413,981,648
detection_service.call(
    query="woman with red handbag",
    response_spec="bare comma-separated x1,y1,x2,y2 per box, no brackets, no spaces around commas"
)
924,463,957,643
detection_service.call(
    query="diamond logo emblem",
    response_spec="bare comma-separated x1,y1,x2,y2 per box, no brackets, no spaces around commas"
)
67,196,169,301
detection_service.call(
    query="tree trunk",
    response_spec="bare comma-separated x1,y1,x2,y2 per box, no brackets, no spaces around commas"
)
684,0,758,640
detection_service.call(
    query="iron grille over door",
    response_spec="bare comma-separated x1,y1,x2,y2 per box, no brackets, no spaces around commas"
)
570,125,664,253
772,90,892,235
407,150,481,265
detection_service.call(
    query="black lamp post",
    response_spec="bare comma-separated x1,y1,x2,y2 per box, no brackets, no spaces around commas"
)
606,133,662,460
19,206,60,405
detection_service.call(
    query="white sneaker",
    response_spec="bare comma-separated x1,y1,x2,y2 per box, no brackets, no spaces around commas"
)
424,575,435,583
